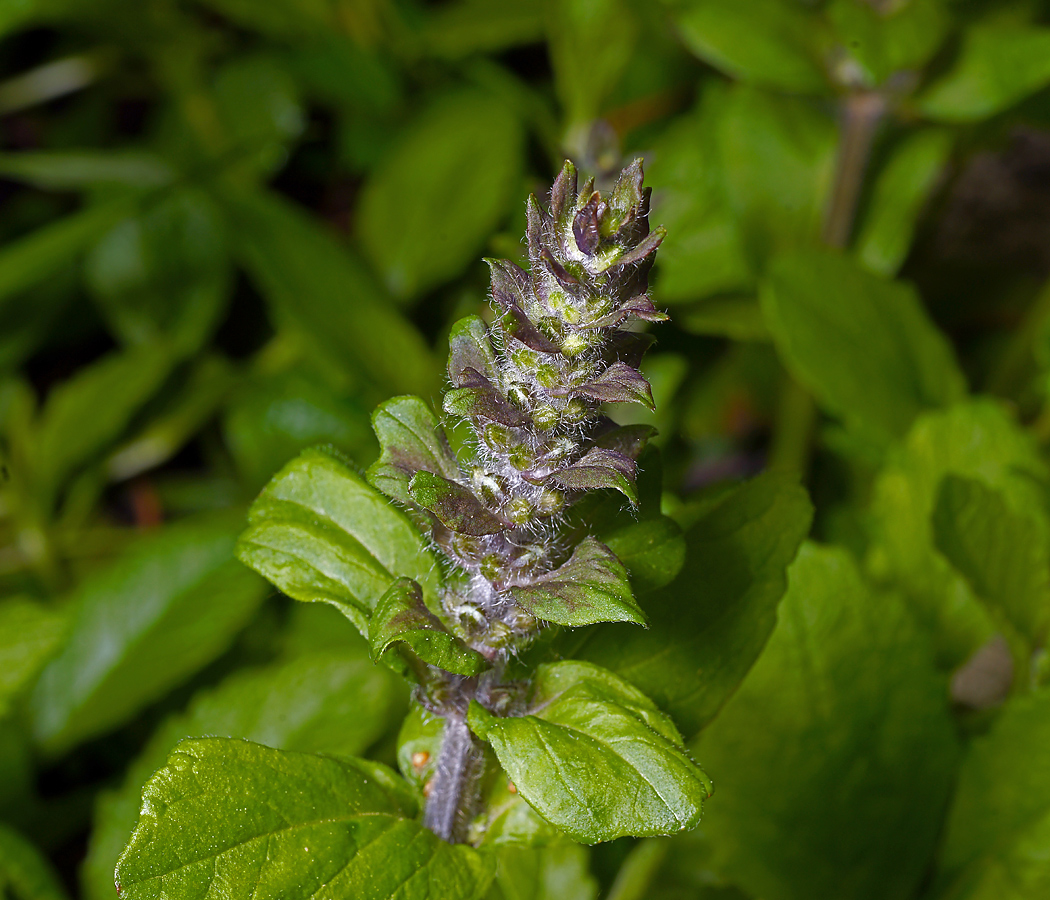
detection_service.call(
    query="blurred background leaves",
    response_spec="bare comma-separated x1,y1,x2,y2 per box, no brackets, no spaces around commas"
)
5,0,1050,898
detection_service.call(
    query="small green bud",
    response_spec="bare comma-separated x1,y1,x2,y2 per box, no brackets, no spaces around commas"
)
471,468,502,504
483,423,513,450
479,554,504,582
561,333,588,356
506,497,533,524
532,405,559,430
535,489,565,516
535,364,560,388
562,399,588,422
507,443,533,470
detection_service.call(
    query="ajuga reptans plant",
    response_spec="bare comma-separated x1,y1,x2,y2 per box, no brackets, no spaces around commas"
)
116,160,711,900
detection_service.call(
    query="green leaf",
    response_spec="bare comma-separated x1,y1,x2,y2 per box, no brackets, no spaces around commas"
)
761,249,966,447
485,843,597,900
369,395,462,506
508,537,644,627
717,86,838,265
237,446,443,636
869,400,1049,667
854,128,953,277
228,188,438,396
576,470,812,737
223,369,373,490
30,514,266,755
694,543,959,900
410,470,510,535
933,475,1050,649
116,738,494,900
83,614,405,900
0,597,65,718
937,691,1050,899
370,577,486,676
672,0,828,93
357,89,523,301
85,188,230,354
212,54,304,177
0,823,68,900
602,515,685,594
468,661,711,844
649,88,754,303
545,0,638,126
33,342,174,505
106,354,238,482
0,202,128,313
918,24,1050,123
0,150,174,189
827,0,949,87
417,0,545,60
448,314,499,384
475,776,561,848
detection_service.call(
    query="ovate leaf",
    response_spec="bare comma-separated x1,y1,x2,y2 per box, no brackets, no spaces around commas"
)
0,823,67,900
508,537,644,627
551,448,638,504
357,89,523,301
868,400,1049,667
237,446,443,636
448,315,498,384
369,396,461,505
602,515,685,594
370,578,486,676
919,24,1050,123
229,188,437,396
936,692,1050,899
545,0,638,126
85,188,230,354
34,342,174,505
576,471,812,737
0,598,66,718
854,128,953,277
649,87,753,303
718,86,838,265
116,738,493,900
673,0,828,93
31,514,265,756
695,543,959,900
83,611,405,900
933,475,1050,648
409,470,510,535
761,249,966,447
468,661,711,844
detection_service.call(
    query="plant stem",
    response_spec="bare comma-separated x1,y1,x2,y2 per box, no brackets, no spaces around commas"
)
823,92,886,250
773,90,886,475
423,704,480,843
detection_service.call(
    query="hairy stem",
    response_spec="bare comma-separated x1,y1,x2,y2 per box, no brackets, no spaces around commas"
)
423,709,480,843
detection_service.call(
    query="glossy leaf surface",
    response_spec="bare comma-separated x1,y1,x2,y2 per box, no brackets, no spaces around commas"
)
238,446,442,635
370,578,486,675
933,475,1050,648
695,543,959,900
83,607,405,900
762,249,966,446
508,537,643,627
116,738,493,900
469,661,711,844
31,515,265,755
577,471,812,736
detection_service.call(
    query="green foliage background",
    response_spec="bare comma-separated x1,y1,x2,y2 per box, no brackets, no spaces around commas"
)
4,0,1050,897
